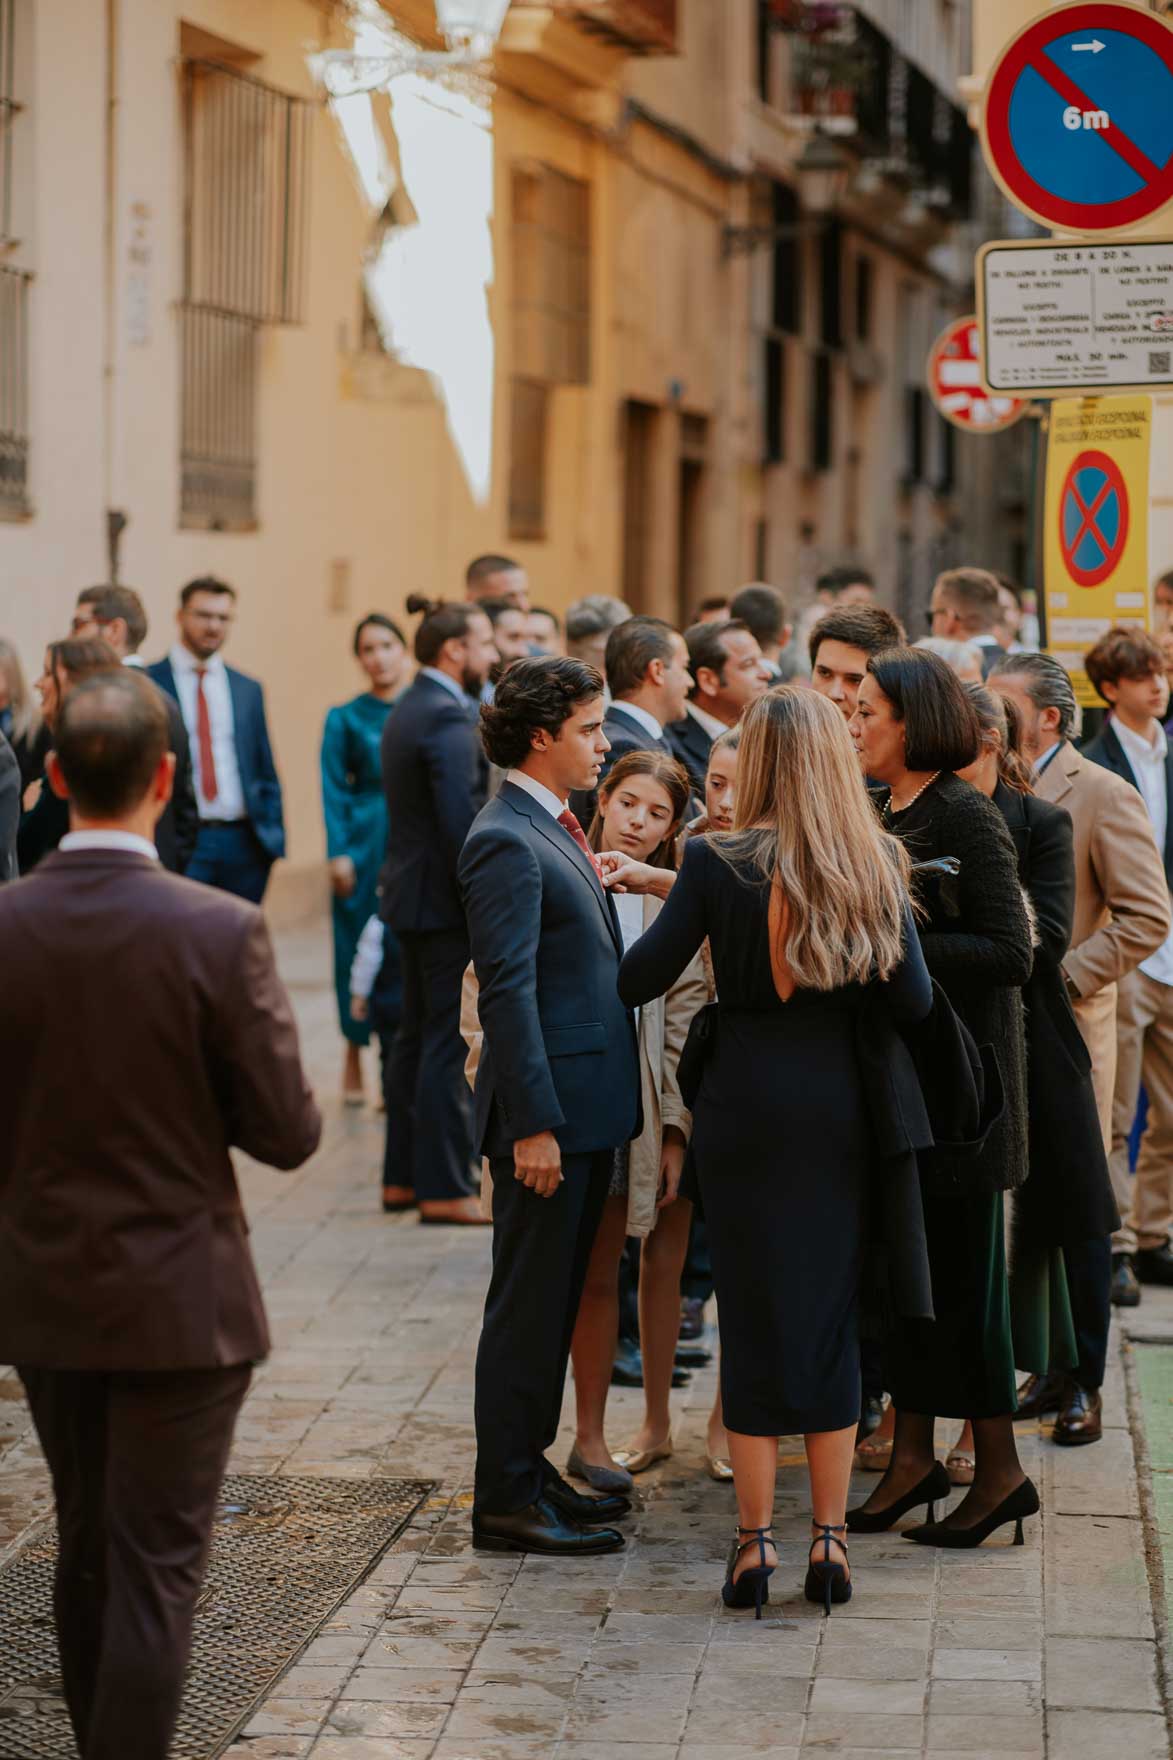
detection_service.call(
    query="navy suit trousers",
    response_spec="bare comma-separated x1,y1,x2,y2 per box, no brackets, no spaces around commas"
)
186,822,270,904
383,926,475,1203
474,1149,612,1515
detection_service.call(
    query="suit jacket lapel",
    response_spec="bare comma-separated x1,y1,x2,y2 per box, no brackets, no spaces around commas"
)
1101,723,1137,790
500,783,622,955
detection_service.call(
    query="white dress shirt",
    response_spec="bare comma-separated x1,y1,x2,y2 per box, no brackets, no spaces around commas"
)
59,830,158,861
506,769,567,821
168,644,246,821
613,701,663,741
686,701,730,742
1115,718,1173,987
1034,741,1062,777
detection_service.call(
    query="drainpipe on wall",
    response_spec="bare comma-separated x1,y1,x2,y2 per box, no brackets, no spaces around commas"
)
103,0,125,583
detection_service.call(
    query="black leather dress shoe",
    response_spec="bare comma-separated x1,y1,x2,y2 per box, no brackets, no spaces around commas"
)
473,1496,625,1555
856,1394,884,1443
544,1474,631,1523
1052,1382,1103,1447
675,1342,713,1369
611,1342,691,1390
1014,1369,1066,1420
1111,1253,1141,1307
1135,1243,1173,1286
679,1297,706,1341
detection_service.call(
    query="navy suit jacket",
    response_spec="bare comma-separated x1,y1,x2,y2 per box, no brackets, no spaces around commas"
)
1083,720,1173,889
459,780,641,1158
148,657,285,862
0,732,17,883
567,703,676,828
665,710,715,795
380,672,487,934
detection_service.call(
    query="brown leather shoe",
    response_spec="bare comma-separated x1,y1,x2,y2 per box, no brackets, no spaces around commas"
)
419,1197,490,1226
1015,1369,1066,1420
1052,1382,1102,1447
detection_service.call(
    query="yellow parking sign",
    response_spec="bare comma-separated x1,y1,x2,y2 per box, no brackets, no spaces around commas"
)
1044,396,1152,705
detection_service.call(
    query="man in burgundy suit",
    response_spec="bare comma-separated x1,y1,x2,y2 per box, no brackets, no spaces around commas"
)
0,669,320,1760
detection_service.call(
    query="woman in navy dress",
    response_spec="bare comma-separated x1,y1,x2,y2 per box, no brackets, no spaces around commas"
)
618,688,932,1616
320,615,409,1103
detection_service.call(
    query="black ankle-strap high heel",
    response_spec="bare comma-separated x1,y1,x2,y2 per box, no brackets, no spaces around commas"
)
805,1523,852,1614
721,1525,775,1620
846,1461,951,1533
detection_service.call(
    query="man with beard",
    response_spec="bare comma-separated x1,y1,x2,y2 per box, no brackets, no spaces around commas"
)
379,598,499,1224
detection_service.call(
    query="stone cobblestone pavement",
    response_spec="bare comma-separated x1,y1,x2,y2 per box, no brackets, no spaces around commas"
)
2,926,1170,1758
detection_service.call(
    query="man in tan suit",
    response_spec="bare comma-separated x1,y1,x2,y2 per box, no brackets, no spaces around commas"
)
991,654,1170,1442
0,670,321,1760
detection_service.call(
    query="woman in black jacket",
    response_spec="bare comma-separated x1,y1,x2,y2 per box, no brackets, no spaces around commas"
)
847,647,1037,1549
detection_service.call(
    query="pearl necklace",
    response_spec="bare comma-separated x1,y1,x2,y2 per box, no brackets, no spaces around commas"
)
884,771,941,817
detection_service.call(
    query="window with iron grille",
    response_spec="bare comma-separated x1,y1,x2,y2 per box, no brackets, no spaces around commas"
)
819,218,843,351
771,181,801,337
179,59,311,529
809,350,833,474
763,335,786,465
0,264,30,517
512,164,590,388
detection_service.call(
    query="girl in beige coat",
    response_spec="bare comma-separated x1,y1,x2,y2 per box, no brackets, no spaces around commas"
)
565,751,710,1491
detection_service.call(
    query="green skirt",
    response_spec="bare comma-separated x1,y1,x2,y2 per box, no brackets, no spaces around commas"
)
1009,1241,1078,1378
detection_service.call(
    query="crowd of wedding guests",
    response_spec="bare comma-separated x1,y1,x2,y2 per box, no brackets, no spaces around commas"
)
5,556,1173,1760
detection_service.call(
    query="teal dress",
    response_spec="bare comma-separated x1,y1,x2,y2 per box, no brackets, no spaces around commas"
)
321,692,398,1046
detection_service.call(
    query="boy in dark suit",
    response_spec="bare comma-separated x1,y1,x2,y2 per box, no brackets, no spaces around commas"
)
459,658,642,1555
148,576,284,902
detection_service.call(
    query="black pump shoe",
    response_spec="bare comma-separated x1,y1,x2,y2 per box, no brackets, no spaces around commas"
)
721,1525,775,1620
846,1461,951,1533
906,1476,1039,1549
805,1523,852,1614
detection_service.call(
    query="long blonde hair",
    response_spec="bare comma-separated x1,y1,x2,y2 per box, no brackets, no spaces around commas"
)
715,686,912,989
0,638,38,744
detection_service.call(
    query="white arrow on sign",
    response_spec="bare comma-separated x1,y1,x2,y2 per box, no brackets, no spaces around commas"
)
1071,39,1105,52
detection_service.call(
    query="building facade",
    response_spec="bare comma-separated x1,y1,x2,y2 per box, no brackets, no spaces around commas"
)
0,0,1028,903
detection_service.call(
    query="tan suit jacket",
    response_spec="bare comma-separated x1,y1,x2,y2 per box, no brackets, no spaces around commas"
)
0,847,321,1371
1035,742,1171,1143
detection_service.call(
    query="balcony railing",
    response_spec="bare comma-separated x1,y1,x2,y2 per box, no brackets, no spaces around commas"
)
551,0,678,53
782,2,973,220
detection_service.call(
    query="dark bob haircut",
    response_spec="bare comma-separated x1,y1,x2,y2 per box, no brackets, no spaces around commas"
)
352,612,406,656
480,656,603,769
866,646,982,773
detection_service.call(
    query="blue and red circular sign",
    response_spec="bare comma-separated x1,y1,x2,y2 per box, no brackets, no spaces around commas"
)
982,2,1173,233
1059,449,1129,586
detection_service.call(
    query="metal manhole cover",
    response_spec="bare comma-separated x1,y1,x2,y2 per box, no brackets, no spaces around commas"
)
0,1474,434,1758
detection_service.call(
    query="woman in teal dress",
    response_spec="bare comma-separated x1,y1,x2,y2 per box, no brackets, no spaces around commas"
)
321,614,409,1103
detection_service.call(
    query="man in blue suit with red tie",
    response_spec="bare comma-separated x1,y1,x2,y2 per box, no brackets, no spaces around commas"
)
459,657,642,1556
149,577,284,903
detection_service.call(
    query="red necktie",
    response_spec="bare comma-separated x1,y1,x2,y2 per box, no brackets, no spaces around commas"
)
557,808,603,882
195,667,219,804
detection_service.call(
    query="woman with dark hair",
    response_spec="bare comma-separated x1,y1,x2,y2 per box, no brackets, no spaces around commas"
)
18,639,120,874
847,647,1036,1548
619,688,933,1615
321,614,410,1105
554,751,708,1492
944,685,1116,1472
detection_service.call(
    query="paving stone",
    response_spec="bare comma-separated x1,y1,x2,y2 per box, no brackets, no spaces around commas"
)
324,1700,448,1738
1047,1709,1170,1759
925,1712,1042,1752
931,1648,1041,1681
243,1702,330,1738
926,1679,1040,1714
442,1700,570,1742
800,1710,924,1748
680,1714,806,1750
1044,1636,1160,1711
807,1678,925,1714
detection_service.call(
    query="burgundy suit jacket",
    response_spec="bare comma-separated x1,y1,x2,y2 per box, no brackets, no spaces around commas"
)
0,847,321,1371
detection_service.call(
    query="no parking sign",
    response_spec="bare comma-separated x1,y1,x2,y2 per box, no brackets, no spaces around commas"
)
1043,397,1152,705
981,2,1173,234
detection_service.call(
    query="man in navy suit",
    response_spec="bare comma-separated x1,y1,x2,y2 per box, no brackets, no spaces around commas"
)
460,658,641,1555
1083,627,1173,1302
380,599,499,1224
666,618,771,793
567,615,691,826
148,578,284,902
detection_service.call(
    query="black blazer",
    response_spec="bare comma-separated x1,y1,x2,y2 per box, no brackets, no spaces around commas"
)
665,710,715,795
458,779,641,1157
381,672,487,934
567,703,676,827
1083,721,1173,888
0,733,17,883
995,782,1118,1246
